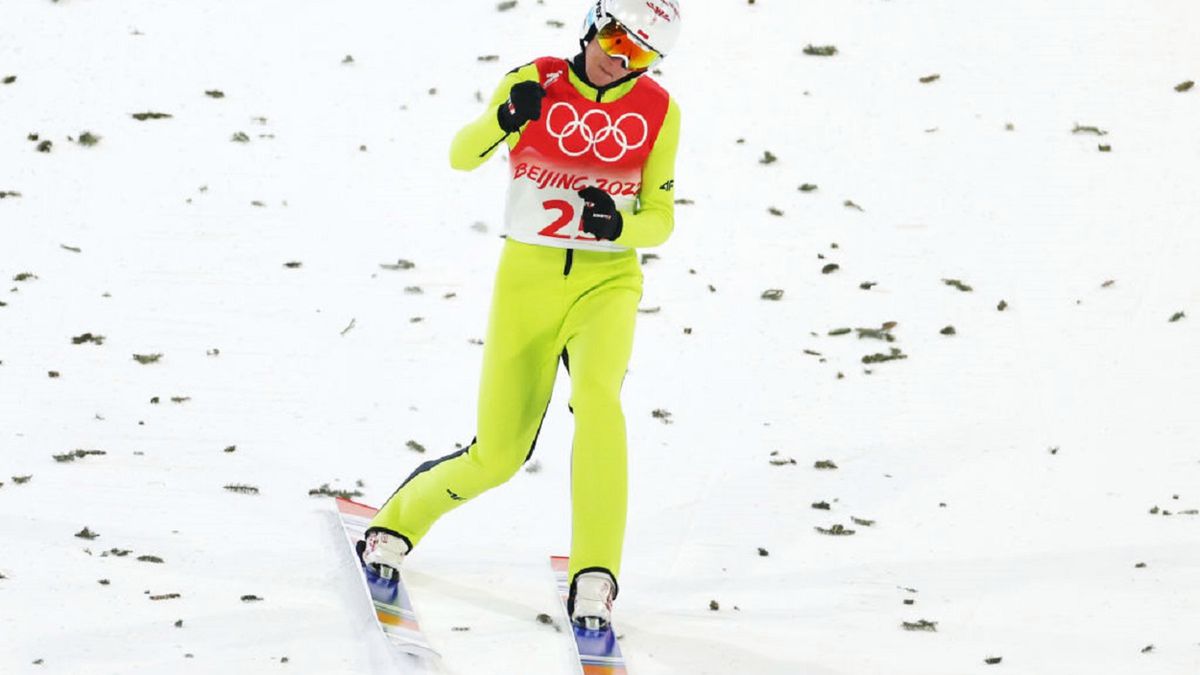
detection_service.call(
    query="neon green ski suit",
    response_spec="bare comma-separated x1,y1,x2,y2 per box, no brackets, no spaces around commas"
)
368,57,681,584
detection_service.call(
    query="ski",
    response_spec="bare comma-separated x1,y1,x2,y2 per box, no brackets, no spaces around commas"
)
550,556,629,675
335,497,438,661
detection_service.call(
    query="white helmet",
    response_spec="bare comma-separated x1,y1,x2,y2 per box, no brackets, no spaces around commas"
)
579,0,683,61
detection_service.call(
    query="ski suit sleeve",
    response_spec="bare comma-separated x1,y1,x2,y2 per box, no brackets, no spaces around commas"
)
612,97,681,249
449,63,542,171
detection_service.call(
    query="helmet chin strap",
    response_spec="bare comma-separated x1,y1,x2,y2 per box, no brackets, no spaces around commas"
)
579,26,598,53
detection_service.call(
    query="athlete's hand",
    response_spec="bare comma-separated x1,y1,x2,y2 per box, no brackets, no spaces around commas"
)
497,81,546,133
578,187,624,241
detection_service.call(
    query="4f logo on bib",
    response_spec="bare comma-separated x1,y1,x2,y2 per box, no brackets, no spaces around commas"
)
544,102,649,163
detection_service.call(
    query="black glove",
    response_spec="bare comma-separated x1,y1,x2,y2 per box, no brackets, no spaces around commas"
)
578,186,624,241
497,81,546,133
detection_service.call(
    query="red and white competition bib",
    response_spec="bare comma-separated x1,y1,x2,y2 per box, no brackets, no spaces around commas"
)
504,58,670,251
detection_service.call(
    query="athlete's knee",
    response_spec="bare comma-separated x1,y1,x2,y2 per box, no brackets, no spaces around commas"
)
475,459,523,491
468,439,528,490
569,379,625,423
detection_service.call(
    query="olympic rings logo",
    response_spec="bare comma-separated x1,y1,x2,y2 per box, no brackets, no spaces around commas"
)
544,102,649,163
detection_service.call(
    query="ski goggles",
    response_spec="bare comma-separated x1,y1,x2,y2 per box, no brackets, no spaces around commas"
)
595,19,661,71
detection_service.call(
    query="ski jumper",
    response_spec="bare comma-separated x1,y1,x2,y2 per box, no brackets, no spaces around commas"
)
368,57,681,584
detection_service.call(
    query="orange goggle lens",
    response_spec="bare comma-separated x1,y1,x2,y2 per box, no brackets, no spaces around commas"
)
596,21,660,71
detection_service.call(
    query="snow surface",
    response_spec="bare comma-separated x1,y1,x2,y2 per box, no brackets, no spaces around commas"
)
2,0,1199,673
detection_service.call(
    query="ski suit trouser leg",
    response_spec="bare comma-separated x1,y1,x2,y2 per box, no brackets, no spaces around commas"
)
368,238,643,583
